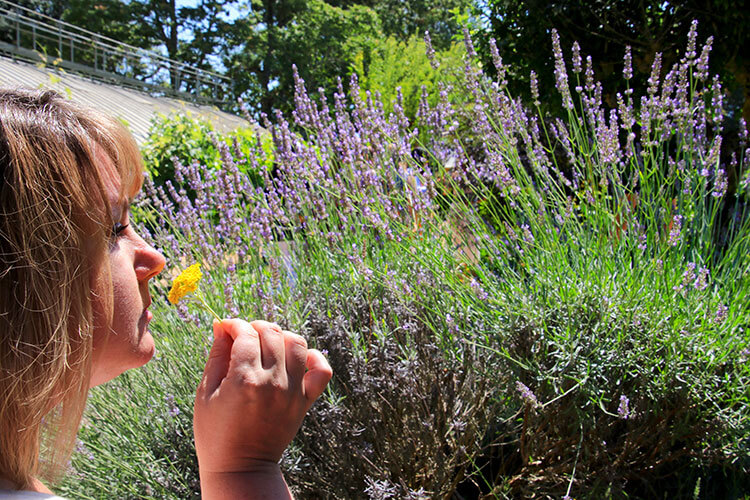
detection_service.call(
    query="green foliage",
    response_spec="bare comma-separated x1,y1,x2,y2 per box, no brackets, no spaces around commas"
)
226,0,480,118
142,113,216,188
284,0,380,102
141,113,269,190
58,0,234,94
475,0,750,121
352,34,466,122
60,0,151,51
373,0,473,50
228,0,380,117
61,17,750,500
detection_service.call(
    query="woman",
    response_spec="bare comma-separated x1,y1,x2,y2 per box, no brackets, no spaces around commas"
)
0,88,332,499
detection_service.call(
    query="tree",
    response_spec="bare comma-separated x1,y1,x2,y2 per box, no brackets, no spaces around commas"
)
476,0,749,122
60,0,149,48
374,0,473,50
351,34,467,123
226,0,379,118
60,0,236,93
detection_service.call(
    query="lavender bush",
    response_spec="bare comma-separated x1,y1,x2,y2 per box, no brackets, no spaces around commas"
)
62,21,749,499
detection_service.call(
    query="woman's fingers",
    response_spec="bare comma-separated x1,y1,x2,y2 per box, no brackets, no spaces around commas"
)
251,320,286,375
198,319,232,396
303,349,333,406
195,317,333,474
204,318,330,408
222,319,262,375
283,330,308,387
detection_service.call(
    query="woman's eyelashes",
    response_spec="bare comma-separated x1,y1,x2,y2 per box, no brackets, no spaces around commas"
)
112,222,129,238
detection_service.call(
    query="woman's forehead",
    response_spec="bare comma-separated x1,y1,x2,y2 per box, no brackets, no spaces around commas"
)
94,146,129,214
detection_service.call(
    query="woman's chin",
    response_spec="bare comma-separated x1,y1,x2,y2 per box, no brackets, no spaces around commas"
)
136,333,156,365
89,334,156,387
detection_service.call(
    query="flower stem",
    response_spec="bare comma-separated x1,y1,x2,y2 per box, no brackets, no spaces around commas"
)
195,288,222,322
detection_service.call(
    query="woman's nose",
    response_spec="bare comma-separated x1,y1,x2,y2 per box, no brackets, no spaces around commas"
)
135,237,166,281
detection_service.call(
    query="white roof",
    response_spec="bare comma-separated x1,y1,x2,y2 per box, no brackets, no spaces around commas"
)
0,55,250,145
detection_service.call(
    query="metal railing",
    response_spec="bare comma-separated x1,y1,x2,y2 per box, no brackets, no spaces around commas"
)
0,0,233,106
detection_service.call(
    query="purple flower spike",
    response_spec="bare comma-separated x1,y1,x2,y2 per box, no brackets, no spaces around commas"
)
529,70,540,107
551,29,573,110
694,266,710,291
516,381,539,408
668,214,683,247
489,38,507,87
685,19,699,61
424,31,438,70
623,45,633,80
571,42,582,73
696,37,713,80
462,26,477,59
617,394,631,419
469,278,489,301
715,303,728,325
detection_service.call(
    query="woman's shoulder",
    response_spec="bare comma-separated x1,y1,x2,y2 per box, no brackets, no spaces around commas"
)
0,492,66,500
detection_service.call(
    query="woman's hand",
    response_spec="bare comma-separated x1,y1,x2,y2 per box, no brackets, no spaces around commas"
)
193,318,332,499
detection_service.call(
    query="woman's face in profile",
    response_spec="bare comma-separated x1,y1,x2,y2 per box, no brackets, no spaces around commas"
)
89,151,166,387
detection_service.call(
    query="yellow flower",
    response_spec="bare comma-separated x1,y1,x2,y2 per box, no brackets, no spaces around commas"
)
168,263,203,304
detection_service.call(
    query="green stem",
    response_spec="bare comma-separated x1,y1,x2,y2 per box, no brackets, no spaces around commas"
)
195,288,222,322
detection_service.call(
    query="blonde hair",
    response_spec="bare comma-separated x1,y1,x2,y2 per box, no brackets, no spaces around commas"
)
0,88,143,488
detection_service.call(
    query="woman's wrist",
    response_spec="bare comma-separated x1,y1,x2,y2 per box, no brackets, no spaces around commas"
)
199,461,292,500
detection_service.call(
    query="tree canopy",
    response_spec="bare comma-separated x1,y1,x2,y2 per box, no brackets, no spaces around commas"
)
60,0,237,92
225,0,380,117
15,0,747,122
474,0,749,122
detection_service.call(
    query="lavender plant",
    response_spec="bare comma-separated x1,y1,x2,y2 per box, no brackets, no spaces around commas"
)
63,20,749,500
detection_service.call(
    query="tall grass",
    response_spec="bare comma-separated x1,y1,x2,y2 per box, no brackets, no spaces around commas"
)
60,22,749,499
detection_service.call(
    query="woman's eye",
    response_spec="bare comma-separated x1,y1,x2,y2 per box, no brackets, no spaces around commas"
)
112,222,129,237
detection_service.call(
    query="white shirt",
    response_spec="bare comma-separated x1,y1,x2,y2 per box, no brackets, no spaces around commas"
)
0,492,66,499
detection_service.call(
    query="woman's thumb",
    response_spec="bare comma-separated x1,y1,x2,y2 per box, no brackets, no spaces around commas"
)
302,349,333,407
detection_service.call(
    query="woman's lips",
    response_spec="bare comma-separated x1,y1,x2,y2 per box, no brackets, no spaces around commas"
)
139,308,153,330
